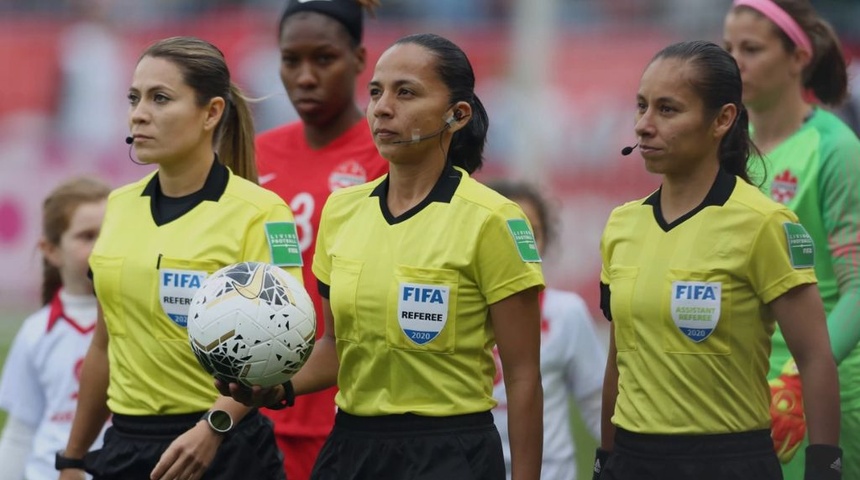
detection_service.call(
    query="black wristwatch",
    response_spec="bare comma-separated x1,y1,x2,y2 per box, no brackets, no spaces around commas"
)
55,450,86,471
266,380,296,410
200,409,234,435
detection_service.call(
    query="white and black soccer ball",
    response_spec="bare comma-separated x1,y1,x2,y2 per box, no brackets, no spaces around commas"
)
187,261,316,388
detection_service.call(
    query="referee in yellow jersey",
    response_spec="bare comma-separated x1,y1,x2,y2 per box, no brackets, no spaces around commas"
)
594,40,841,480
58,37,300,480
222,33,546,480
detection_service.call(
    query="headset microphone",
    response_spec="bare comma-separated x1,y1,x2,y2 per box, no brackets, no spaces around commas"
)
621,143,639,156
125,136,147,165
390,115,456,145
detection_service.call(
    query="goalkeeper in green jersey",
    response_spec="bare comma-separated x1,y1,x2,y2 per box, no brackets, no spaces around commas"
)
724,1,860,478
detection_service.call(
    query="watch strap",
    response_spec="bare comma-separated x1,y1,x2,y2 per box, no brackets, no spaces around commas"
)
266,380,295,410
200,410,233,434
55,451,86,471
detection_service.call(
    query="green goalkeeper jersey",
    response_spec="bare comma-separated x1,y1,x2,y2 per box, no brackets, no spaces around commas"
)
749,108,860,406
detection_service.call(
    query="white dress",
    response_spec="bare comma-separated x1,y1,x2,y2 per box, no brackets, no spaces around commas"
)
493,288,606,480
0,290,107,480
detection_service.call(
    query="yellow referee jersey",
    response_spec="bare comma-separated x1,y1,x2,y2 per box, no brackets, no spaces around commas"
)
90,163,302,415
599,169,816,434
313,165,545,417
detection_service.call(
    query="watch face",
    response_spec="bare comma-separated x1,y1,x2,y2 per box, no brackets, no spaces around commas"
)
208,410,233,433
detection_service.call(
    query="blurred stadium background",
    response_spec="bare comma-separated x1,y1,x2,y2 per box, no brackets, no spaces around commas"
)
3,0,860,320
0,0,858,476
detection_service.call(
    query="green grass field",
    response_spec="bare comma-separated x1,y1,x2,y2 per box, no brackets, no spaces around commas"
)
0,310,29,429
571,400,600,479
0,311,599,478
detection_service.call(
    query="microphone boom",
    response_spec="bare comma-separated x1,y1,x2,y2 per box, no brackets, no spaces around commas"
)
621,143,639,156
390,123,451,145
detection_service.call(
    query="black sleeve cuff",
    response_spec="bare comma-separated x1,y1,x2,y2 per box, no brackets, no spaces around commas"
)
55,451,86,471
593,448,611,480
805,444,842,480
318,280,330,299
599,282,612,321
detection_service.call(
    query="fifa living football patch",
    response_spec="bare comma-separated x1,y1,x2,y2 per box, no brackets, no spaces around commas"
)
265,222,303,267
783,222,814,268
506,219,541,263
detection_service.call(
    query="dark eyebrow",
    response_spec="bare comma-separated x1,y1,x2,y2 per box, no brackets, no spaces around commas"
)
280,43,339,54
128,84,175,95
367,79,418,90
637,94,679,104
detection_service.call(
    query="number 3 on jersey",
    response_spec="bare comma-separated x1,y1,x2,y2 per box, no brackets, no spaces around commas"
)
289,192,315,253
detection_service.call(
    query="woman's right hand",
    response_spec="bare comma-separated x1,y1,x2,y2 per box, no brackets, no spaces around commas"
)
213,379,282,409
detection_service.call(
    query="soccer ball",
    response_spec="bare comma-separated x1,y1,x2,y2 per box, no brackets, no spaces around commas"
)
187,261,316,388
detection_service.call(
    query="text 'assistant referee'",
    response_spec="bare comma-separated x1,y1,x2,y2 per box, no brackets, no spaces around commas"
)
670,281,721,343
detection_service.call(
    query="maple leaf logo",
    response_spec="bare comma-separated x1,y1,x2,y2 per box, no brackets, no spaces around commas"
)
328,160,368,192
771,169,798,204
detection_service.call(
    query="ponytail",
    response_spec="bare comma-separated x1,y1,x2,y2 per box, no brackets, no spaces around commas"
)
41,260,63,306
766,0,848,106
217,83,258,183
393,33,488,174
803,18,847,105
449,94,489,174
718,105,760,184
142,37,259,181
653,41,760,184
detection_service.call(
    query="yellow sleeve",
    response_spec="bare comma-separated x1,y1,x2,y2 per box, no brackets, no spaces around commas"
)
747,209,818,303
242,201,303,286
474,203,545,305
312,197,333,287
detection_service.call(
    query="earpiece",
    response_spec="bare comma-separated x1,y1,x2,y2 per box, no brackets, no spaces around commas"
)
391,110,464,145
446,110,464,128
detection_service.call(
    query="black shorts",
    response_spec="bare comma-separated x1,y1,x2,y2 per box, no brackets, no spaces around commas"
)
86,409,285,480
311,410,505,480
602,428,782,480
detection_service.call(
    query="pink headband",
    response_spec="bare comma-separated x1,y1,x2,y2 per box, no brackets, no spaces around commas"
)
732,0,812,53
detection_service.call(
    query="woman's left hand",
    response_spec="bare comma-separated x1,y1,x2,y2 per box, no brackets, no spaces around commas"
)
149,422,223,480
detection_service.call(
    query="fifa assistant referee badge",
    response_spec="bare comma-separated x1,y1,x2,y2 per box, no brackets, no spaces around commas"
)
55,450,86,471
201,409,234,435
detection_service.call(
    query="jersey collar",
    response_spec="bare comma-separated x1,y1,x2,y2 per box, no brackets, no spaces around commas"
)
644,168,736,232
370,164,462,225
141,158,228,226
141,156,228,201
46,290,96,334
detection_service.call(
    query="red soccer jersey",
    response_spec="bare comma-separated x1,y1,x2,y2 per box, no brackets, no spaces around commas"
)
256,120,388,437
